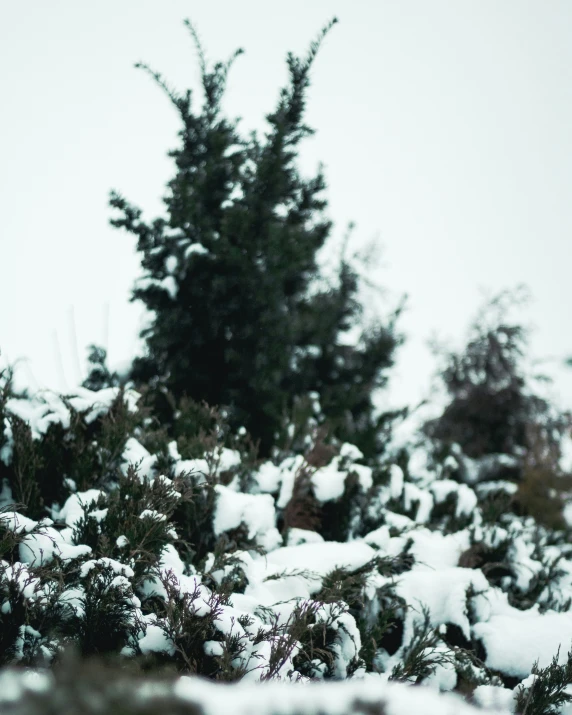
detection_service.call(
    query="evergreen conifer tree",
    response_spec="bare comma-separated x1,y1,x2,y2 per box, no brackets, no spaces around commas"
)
424,289,564,462
109,19,402,457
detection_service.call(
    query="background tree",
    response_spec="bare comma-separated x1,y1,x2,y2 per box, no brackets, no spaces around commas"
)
424,288,567,465
108,19,402,457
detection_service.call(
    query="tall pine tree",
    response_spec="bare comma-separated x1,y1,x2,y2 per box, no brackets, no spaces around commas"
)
109,19,402,457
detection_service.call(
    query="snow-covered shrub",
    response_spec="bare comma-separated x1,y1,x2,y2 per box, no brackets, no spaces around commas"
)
1,364,572,714
514,649,572,715
1,386,141,519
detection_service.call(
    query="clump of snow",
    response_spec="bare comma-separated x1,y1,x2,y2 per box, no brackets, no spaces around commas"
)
429,480,478,517
473,684,516,711
403,482,434,523
262,541,378,599
275,455,305,508
139,621,176,656
58,490,105,527
184,242,209,259
389,464,404,499
3,387,139,443
139,509,167,522
407,528,470,570
286,528,324,547
213,486,282,552
473,608,572,678
121,438,157,478
252,461,282,494
80,557,135,579
398,567,489,641
311,461,348,502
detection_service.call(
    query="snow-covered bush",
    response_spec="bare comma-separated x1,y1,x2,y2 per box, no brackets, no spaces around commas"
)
0,373,571,714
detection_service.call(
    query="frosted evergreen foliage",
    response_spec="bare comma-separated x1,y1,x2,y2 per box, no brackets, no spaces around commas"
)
0,360,570,714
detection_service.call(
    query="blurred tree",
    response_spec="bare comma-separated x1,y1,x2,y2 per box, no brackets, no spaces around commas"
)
424,289,561,461
109,19,402,457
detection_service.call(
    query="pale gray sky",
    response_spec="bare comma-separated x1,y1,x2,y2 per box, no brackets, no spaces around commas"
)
2,1,572,409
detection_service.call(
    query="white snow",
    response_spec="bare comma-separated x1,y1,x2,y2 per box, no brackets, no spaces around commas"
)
4,387,140,442
397,567,489,640
165,255,178,274
473,608,572,678
473,684,516,711
139,622,175,656
311,460,348,502
58,490,105,527
252,461,282,493
263,541,378,597
80,557,135,579
184,242,209,259
286,528,324,547
139,509,167,522
407,528,470,570
213,485,282,552
121,437,157,478
173,674,510,715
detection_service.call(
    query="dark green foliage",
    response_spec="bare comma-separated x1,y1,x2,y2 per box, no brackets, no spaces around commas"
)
83,345,123,391
514,649,572,715
316,555,411,618
358,581,406,671
0,557,72,667
171,469,219,567
253,600,317,682
515,546,572,614
0,556,144,666
429,491,473,534
460,529,572,613
458,534,513,582
0,362,19,459
314,557,411,674
111,19,402,457
424,290,555,460
291,600,355,679
280,433,381,542
319,472,361,542
5,416,44,519
389,607,452,684
71,465,189,583
6,16,572,714
514,420,572,530
152,569,224,676
0,562,36,666
200,529,262,599
72,561,143,657
477,488,516,525
0,508,27,563
1,388,140,520
279,459,322,535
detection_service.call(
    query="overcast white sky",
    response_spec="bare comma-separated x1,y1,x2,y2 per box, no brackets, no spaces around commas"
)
2,1,572,410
